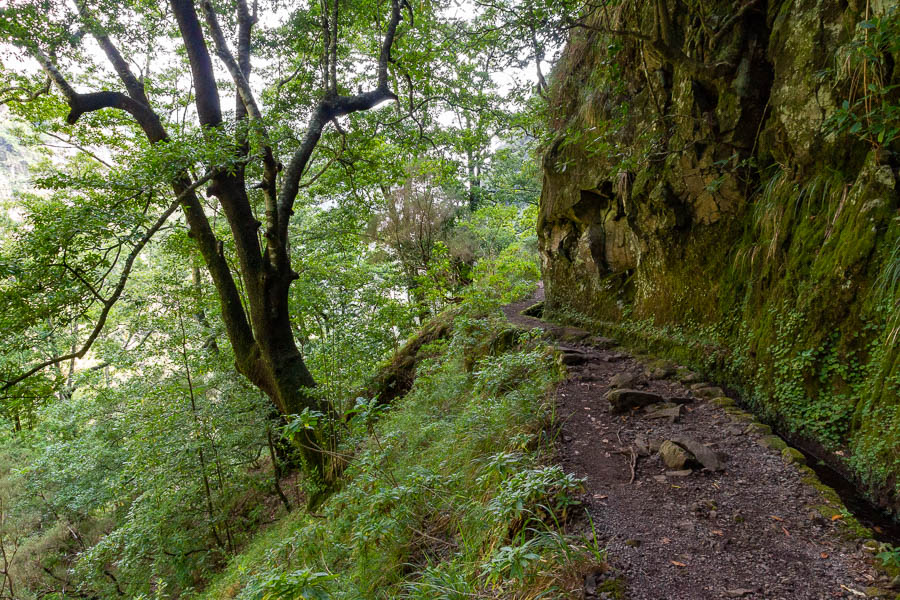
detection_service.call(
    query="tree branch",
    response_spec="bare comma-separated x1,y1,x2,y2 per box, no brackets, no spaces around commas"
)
276,0,403,242
76,0,151,107
0,171,216,392
0,77,50,107
329,0,339,93
200,1,264,125
30,47,167,142
170,0,223,127
14,14,259,401
199,0,282,267
235,0,255,118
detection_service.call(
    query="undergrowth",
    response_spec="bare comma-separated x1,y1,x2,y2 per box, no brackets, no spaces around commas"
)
196,295,600,600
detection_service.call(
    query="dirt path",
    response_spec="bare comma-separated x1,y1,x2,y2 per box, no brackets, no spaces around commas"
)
503,288,888,600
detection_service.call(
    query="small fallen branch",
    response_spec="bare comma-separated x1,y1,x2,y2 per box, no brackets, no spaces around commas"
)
613,445,638,484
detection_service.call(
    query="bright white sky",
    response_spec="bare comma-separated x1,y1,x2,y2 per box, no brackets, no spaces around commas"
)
0,0,553,205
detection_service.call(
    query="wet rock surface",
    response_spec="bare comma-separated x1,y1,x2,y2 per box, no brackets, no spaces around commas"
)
504,290,881,600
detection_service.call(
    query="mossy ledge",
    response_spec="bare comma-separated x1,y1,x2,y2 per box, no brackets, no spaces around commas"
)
538,0,900,516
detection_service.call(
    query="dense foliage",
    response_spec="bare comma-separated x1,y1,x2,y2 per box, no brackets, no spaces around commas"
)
0,0,576,594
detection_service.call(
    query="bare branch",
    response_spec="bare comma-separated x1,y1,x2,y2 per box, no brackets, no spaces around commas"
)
41,131,113,168
0,77,50,107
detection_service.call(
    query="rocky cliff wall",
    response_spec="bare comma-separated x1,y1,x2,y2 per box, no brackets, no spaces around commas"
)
539,0,900,513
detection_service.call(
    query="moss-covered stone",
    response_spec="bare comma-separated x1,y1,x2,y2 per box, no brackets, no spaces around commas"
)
745,422,773,436
710,397,737,408
724,407,754,423
760,435,789,452
782,447,807,465
693,386,725,398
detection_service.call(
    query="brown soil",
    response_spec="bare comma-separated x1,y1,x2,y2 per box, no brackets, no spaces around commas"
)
503,287,886,600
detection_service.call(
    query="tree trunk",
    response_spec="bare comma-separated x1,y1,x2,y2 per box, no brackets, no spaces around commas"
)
18,0,405,498
209,176,331,486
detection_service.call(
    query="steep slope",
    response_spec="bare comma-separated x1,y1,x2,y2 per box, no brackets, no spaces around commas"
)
538,1,900,514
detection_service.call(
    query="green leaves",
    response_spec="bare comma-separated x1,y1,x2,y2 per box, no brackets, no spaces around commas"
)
875,544,900,569
486,465,584,527
282,408,327,441
823,6,900,148
249,568,336,600
483,539,542,587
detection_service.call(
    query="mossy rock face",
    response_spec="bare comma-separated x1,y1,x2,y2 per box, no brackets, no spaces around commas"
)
710,397,737,408
782,447,807,465
745,422,773,436
539,0,900,515
759,435,789,452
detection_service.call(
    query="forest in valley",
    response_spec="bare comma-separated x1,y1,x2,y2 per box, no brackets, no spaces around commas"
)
1,0,899,598
0,0,577,597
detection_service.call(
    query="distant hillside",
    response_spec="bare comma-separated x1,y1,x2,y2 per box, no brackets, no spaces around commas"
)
0,111,37,202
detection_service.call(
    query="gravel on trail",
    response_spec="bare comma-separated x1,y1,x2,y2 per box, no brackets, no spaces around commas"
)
502,288,884,600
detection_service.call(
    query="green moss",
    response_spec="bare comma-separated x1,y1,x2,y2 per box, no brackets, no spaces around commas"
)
800,471,873,540
597,577,627,598
542,159,900,513
760,435,788,452
724,408,754,423
861,587,896,599
782,447,807,465
745,422,773,436
539,0,900,516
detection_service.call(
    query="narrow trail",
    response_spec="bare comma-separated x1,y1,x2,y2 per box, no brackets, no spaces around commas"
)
503,288,889,600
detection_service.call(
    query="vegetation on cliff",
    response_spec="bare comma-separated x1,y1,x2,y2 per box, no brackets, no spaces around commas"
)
537,0,900,513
